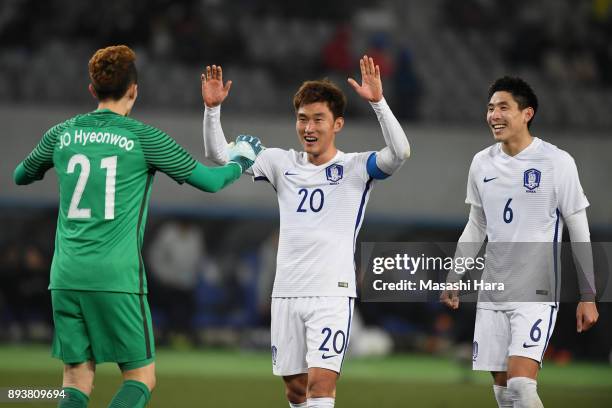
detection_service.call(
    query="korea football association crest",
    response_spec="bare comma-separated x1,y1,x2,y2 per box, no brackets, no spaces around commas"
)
523,168,541,192
325,163,344,184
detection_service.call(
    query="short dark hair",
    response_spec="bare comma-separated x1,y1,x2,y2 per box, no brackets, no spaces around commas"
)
488,76,538,128
88,45,138,101
293,79,346,119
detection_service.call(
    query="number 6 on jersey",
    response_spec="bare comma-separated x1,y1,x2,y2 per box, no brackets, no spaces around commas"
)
503,198,513,223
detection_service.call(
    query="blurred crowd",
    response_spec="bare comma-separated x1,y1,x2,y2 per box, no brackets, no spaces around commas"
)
0,0,420,120
1,206,610,363
1,0,610,127
443,0,612,87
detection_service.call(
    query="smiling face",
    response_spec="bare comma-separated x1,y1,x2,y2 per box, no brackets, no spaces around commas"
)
296,101,344,164
487,91,534,143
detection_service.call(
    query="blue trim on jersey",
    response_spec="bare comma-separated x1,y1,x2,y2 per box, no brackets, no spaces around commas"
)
540,305,556,363
354,177,374,233
353,177,374,250
254,175,277,192
339,298,353,371
352,179,374,296
553,209,560,305
366,152,390,180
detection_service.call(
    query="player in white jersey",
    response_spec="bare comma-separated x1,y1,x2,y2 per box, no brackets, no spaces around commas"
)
442,77,598,407
201,56,410,408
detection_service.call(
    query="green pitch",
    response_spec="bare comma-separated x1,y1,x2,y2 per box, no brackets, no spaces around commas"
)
0,345,610,407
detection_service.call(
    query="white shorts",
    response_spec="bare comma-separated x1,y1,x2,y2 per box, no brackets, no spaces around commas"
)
472,304,558,372
271,297,354,376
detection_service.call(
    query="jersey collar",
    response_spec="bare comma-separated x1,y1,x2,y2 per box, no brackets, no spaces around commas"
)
300,150,344,168
92,108,122,116
497,137,541,159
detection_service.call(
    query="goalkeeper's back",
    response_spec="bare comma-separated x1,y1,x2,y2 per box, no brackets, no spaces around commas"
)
21,108,197,294
16,45,198,295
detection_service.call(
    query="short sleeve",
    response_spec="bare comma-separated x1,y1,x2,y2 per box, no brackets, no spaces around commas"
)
138,125,197,184
22,123,64,180
465,157,482,207
251,148,284,187
555,152,589,216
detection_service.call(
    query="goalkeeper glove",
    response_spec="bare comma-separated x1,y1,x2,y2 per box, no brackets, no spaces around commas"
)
228,134,265,172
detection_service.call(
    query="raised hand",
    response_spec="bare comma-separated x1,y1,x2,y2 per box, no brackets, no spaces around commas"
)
348,55,383,103
201,65,232,108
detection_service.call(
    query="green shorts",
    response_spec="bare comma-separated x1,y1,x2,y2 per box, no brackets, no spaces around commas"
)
51,290,155,370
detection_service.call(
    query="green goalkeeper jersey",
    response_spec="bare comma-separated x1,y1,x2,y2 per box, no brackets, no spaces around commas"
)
21,109,200,294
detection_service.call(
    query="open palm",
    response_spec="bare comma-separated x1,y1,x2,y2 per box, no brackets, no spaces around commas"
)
348,55,383,102
201,65,232,108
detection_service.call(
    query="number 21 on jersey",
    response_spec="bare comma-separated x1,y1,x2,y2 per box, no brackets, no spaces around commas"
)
67,154,117,220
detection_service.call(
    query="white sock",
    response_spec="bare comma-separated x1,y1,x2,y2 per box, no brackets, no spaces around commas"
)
507,377,543,408
493,385,513,407
307,397,335,407
289,402,307,408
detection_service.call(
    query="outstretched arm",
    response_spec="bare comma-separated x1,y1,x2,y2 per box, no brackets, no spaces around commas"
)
185,161,241,193
138,117,261,192
202,65,232,165
348,55,411,178
172,135,262,193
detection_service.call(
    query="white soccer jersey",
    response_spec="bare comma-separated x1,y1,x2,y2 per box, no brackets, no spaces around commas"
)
252,148,376,298
466,137,589,309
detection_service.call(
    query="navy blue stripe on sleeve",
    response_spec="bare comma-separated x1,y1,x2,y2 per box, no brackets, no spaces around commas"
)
254,175,277,192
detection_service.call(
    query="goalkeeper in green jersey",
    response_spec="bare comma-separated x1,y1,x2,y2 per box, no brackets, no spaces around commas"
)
13,45,262,408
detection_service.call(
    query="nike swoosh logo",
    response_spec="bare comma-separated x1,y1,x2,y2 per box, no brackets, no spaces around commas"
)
321,354,338,359
483,177,497,183
522,343,539,348
284,171,299,176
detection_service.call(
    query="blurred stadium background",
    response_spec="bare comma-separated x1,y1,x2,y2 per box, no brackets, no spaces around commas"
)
1,0,611,407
